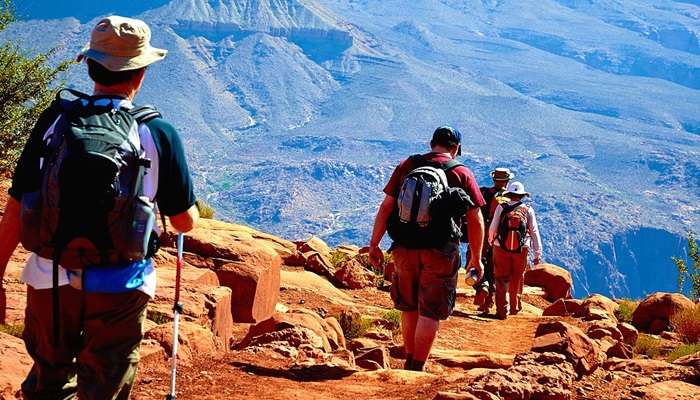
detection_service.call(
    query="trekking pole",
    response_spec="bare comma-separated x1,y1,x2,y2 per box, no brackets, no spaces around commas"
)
166,233,184,400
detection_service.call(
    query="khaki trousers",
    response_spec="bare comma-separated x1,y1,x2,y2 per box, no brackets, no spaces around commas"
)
492,246,529,318
22,285,149,400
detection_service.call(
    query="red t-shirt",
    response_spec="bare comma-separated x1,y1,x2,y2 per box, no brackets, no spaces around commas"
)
383,152,486,224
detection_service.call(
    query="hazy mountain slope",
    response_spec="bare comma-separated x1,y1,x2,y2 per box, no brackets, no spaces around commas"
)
5,0,700,298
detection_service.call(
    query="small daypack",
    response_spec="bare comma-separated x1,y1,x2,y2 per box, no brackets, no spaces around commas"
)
497,202,529,253
387,155,469,249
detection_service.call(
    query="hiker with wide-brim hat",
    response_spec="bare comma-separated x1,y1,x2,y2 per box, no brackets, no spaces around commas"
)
0,16,199,399
487,181,543,319
473,167,515,315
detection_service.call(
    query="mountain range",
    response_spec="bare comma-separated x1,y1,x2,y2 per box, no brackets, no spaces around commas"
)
4,0,700,298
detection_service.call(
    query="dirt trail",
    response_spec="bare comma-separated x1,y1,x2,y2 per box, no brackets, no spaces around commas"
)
132,280,551,400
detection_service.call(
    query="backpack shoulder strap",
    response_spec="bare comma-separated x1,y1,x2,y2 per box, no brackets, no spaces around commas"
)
407,154,425,169
440,159,463,172
129,105,162,124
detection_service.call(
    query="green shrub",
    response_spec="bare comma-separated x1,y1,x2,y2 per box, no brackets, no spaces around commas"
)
667,343,700,362
382,309,401,331
673,232,700,300
0,323,24,338
329,250,351,269
0,0,73,175
148,310,171,325
615,299,639,323
635,334,663,358
196,198,216,219
671,304,700,344
338,311,373,340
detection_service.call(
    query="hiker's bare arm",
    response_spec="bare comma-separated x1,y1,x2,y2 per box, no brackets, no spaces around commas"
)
466,207,485,270
369,195,396,268
0,197,21,323
169,204,199,233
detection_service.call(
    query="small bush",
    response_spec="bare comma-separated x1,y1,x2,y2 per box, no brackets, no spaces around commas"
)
667,343,700,362
382,309,401,331
196,199,215,219
338,311,373,340
329,250,351,269
148,310,171,325
0,323,24,338
615,299,639,323
671,304,700,344
635,334,663,358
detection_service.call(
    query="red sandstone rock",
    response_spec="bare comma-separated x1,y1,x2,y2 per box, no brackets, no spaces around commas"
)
144,321,220,365
333,259,376,289
524,264,572,302
532,321,601,376
216,258,280,324
0,332,32,398
632,293,694,333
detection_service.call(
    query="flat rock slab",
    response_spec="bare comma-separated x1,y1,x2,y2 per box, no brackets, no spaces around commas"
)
634,380,700,400
430,349,514,370
281,270,354,305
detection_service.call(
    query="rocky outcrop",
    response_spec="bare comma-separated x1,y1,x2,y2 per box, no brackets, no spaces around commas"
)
532,321,602,376
241,311,333,352
463,352,577,400
524,264,572,302
333,258,376,289
543,298,584,317
618,323,639,347
165,218,286,324
581,294,619,321
355,346,390,370
632,293,695,333
151,253,234,345
144,321,221,366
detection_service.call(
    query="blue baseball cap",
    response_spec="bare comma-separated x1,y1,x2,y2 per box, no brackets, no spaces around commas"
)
431,126,462,156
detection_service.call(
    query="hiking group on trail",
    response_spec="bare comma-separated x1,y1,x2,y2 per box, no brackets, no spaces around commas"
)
369,128,543,371
0,14,546,398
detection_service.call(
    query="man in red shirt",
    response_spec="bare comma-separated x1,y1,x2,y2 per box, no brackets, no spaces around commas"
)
369,126,485,371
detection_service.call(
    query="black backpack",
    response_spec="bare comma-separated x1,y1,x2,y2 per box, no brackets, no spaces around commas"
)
497,202,529,253
387,155,472,249
18,89,162,343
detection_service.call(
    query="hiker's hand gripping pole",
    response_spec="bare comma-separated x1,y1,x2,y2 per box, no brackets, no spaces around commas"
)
166,233,184,400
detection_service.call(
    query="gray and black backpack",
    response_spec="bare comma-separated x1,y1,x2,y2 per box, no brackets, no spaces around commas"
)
387,155,473,249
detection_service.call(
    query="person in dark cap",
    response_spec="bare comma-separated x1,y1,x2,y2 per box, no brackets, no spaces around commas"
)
368,126,486,371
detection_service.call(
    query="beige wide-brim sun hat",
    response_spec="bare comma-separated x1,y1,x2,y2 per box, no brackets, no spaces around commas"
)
78,16,167,72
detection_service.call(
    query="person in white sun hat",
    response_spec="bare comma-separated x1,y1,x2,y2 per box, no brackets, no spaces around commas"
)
488,181,543,320
0,16,199,399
